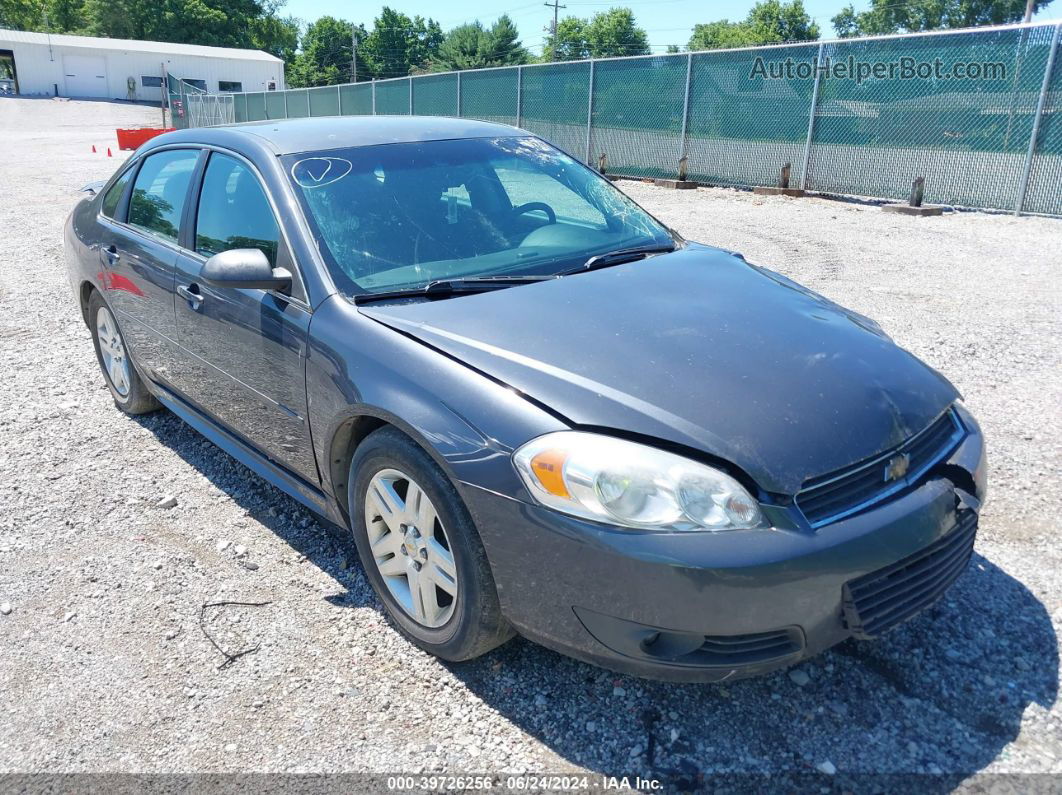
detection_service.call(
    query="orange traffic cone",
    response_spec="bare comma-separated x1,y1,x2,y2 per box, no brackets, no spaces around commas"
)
106,148,112,157
91,144,96,153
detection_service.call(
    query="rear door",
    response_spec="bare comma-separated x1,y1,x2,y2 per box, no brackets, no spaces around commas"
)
171,149,317,481
96,148,201,383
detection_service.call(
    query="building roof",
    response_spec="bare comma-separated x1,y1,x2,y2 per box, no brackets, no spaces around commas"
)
161,116,528,155
0,28,282,62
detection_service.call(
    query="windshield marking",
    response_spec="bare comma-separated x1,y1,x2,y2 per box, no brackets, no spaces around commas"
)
291,157,353,189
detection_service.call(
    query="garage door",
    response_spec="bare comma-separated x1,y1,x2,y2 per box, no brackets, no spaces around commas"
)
63,54,107,98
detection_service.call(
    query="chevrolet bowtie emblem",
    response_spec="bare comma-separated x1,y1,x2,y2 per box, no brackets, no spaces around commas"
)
884,452,911,482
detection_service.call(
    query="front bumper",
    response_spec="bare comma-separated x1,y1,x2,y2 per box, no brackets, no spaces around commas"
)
460,408,986,682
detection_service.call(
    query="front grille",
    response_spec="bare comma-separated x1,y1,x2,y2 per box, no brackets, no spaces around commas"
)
842,510,977,639
796,409,965,527
694,628,803,666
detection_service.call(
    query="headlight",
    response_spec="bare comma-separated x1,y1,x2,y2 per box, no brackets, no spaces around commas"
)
512,432,765,531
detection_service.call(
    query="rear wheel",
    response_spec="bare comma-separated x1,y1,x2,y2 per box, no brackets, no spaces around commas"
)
349,427,513,661
88,291,160,415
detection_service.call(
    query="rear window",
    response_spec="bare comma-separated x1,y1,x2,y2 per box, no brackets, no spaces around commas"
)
128,150,199,243
101,169,133,219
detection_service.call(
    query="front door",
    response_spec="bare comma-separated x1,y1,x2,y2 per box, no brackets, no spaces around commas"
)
171,150,317,482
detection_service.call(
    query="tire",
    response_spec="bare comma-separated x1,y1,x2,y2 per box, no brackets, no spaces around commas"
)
348,426,514,661
88,290,160,415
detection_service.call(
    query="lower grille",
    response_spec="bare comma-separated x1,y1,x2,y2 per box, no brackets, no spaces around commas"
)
842,511,977,639
695,628,803,666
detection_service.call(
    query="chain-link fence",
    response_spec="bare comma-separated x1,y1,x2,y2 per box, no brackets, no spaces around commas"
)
218,22,1061,215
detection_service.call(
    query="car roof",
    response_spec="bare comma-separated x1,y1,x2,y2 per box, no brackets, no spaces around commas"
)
164,115,530,155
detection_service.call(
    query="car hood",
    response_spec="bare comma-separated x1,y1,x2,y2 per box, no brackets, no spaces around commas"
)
360,244,959,494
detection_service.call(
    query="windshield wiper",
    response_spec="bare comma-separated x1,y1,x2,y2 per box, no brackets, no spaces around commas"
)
560,243,677,276
353,275,554,305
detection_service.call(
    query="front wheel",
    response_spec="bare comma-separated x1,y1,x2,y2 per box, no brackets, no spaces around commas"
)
349,427,514,661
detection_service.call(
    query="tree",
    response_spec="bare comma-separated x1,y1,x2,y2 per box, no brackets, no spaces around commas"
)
585,7,649,57
545,7,649,60
161,0,272,50
81,0,160,39
747,0,819,42
831,5,861,38
688,20,759,50
3,0,297,60
288,16,368,87
549,16,588,60
248,0,299,63
832,0,1053,36
0,0,84,32
485,14,528,65
47,0,85,31
435,22,490,71
433,14,529,71
360,6,442,79
0,0,44,30
689,0,819,51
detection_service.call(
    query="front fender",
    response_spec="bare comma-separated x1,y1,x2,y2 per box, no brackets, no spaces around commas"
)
305,294,567,520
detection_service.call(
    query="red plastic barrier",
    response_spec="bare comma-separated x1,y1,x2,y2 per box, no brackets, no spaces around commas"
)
115,127,176,151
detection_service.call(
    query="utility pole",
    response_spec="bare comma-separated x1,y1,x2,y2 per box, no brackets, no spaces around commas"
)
544,0,566,60
161,62,168,128
351,24,358,83
1023,0,1035,22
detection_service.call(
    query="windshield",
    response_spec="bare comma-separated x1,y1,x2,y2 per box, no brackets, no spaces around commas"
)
283,136,674,295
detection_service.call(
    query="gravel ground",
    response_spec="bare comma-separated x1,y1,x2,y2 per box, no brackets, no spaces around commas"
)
2,97,1061,789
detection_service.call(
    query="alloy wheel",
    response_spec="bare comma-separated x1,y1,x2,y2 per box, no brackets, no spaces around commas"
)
96,305,131,397
364,468,458,628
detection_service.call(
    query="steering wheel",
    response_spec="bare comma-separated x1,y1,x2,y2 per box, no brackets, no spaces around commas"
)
512,201,556,225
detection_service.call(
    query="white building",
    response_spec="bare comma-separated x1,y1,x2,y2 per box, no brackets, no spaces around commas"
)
0,28,284,101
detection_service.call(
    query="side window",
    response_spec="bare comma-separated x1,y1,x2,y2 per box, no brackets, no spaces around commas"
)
195,153,280,267
128,150,199,243
100,168,133,219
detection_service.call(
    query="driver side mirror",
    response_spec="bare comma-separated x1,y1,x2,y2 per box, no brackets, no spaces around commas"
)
201,248,292,293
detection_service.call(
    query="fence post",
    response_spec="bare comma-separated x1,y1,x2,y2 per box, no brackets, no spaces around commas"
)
283,90,289,119
372,80,377,114
800,41,825,191
516,65,523,128
336,84,343,115
677,52,693,164
409,78,413,115
1014,22,1060,215
585,59,596,164
456,71,462,117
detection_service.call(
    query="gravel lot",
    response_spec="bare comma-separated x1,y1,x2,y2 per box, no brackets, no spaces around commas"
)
2,97,1061,789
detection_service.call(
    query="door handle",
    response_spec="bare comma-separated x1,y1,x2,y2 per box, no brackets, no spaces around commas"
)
101,244,120,266
177,283,204,310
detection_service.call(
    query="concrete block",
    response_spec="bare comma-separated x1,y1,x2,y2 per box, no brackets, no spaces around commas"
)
881,204,945,217
653,179,698,189
753,186,806,197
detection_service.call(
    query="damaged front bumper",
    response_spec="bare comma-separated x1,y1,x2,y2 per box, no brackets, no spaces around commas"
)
461,404,987,682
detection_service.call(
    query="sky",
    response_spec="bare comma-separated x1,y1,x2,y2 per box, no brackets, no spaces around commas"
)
279,0,1062,54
